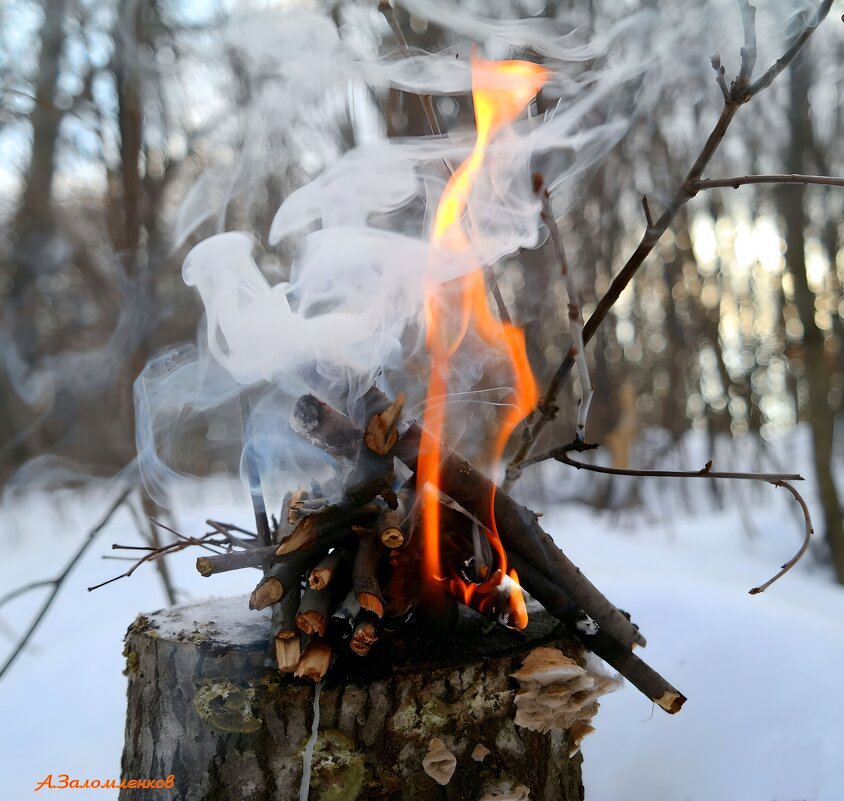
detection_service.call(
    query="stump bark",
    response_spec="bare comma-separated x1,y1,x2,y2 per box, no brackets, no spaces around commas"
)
121,596,586,801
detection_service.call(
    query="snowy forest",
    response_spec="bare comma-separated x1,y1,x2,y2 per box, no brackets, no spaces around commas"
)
1,1,843,800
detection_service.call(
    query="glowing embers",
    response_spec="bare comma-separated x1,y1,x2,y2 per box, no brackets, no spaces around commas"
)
417,57,548,629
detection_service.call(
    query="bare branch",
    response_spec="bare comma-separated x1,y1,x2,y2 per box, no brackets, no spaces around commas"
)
641,195,655,228
749,481,814,594
204,519,259,549
377,1,443,140
536,442,811,594
206,519,256,537
736,1,758,89
748,0,835,97
0,485,133,682
489,272,512,325
535,178,593,444
90,515,262,591
504,0,834,482
694,173,844,192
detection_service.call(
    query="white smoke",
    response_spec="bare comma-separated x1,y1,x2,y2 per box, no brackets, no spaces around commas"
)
136,0,811,504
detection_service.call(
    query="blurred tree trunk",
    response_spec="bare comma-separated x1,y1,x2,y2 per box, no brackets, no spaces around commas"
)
111,0,154,449
11,0,67,267
2,0,69,465
778,46,844,583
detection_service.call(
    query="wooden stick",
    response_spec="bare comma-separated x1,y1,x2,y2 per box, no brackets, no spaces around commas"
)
508,551,684,714
295,638,333,681
196,545,277,577
287,495,325,526
296,586,333,637
241,392,273,548
276,502,377,556
365,392,405,456
376,503,405,549
274,635,302,674
291,394,362,461
272,585,301,638
249,576,283,611
308,548,346,590
266,551,316,599
292,394,396,506
276,516,320,556
353,535,386,618
350,610,380,656
272,587,302,672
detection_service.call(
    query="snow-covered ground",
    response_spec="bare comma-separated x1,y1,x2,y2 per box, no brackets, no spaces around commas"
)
1,471,842,800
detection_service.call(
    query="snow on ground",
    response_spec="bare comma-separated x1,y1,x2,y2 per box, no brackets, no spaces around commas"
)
1,473,842,800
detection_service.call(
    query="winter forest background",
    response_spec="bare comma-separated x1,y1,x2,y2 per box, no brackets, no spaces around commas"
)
1,0,843,799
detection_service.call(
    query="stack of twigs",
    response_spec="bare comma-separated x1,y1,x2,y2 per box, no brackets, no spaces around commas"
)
195,388,685,712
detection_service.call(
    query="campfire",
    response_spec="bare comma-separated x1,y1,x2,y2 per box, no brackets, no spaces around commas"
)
196,385,682,715
181,56,684,714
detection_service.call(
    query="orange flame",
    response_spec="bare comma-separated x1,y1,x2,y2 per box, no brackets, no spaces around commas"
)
417,56,547,630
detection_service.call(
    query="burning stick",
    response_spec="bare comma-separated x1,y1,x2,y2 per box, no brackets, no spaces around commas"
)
353,535,386,618
296,586,333,637
295,638,333,681
391,414,646,649
350,610,380,656
470,520,493,582
300,390,645,650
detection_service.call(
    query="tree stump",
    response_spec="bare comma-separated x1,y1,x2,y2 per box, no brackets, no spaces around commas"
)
121,596,588,801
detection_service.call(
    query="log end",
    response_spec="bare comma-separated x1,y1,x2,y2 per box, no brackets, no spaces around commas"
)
380,527,405,549
274,633,301,673
250,577,283,611
656,690,687,714
276,517,317,556
291,394,324,434
196,556,214,577
357,591,385,618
